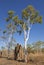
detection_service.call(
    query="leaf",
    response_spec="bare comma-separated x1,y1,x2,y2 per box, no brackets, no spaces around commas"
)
22,5,42,24
8,10,14,15
13,16,18,24
36,16,42,23
22,10,29,19
22,23,28,30
13,16,18,21
7,23,12,29
35,11,39,17
3,30,7,34
9,15,13,19
26,5,35,14
30,14,35,20
17,30,22,35
6,18,9,22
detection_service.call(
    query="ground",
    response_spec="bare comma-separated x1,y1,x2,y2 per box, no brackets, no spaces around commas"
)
0,53,44,65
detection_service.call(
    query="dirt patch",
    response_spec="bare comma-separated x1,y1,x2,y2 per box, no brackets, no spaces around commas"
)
0,54,44,65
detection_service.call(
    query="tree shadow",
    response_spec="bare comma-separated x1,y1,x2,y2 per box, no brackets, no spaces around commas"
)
7,57,14,60
17,59,25,62
0,56,8,58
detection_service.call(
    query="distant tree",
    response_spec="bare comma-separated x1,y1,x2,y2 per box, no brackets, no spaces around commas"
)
2,29,16,58
42,48,44,53
32,41,44,54
1,35,16,58
1,46,5,51
27,44,33,53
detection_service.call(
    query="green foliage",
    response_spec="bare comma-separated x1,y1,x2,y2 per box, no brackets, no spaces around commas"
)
5,6,42,54
27,46,32,53
1,46,5,50
36,16,42,23
6,10,14,22
32,41,44,53
7,23,12,29
42,48,44,52
27,5,35,13
13,16,18,21
5,6,42,35
12,16,18,25
3,30,7,34
6,18,9,22
22,9,30,19
22,5,42,24
17,30,22,35
8,10,14,16
27,41,44,54
27,44,33,53
22,23,28,30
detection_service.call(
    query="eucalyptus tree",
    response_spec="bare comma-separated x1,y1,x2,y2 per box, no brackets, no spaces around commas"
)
4,11,17,58
3,31,16,58
5,5,42,62
19,5,42,62
0,29,6,50
32,41,44,54
27,44,33,53
0,28,16,58
1,46,5,51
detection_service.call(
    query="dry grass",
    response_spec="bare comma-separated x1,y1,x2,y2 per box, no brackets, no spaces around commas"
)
0,52,44,65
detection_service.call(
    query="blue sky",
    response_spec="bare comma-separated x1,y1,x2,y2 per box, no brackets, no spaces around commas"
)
0,0,44,48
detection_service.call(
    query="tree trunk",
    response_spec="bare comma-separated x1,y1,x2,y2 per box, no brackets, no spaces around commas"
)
8,30,13,58
8,43,10,58
24,40,28,62
24,27,31,62
8,44,10,58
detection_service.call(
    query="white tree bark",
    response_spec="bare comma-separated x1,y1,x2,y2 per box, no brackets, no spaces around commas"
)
24,27,31,62
24,27,31,49
23,17,32,62
8,29,13,58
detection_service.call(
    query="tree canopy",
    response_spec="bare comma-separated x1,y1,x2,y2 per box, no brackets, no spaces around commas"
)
4,5,42,35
